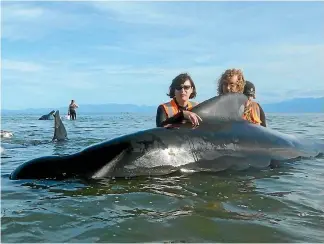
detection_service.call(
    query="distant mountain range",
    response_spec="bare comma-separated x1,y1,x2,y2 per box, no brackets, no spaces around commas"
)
261,97,323,113
1,103,157,115
1,97,323,115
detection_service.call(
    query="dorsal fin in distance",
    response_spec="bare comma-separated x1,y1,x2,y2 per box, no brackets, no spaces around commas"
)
191,93,247,122
52,110,68,141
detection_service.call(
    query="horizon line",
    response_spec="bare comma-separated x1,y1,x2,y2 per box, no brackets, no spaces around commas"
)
1,96,323,111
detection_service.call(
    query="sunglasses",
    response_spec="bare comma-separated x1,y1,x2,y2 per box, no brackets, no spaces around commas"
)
223,81,238,88
175,85,192,91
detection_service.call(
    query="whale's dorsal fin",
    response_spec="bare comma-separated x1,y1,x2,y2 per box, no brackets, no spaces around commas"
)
52,110,67,141
191,93,247,122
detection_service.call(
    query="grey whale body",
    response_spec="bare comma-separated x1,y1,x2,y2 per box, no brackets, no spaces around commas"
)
39,110,56,120
10,94,324,180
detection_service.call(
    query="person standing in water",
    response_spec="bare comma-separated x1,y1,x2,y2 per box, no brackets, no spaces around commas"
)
68,100,79,120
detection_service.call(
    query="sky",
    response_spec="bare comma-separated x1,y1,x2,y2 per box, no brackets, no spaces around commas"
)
1,1,324,110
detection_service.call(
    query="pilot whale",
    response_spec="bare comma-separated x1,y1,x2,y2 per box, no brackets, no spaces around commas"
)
10,94,324,180
39,110,56,120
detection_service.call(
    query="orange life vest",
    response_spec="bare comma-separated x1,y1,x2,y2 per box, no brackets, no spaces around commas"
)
242,101,262,125
161,99,197,118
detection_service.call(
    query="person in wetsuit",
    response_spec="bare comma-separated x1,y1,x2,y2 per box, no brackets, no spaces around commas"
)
68,100,79,120
156,73,201,127
243,81,267,127
216,68,266,127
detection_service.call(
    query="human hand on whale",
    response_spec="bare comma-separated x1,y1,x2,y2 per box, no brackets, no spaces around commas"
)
182,111,202,127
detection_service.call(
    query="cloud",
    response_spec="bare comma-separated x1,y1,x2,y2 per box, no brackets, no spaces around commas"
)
2,3,49,40
2,1,324,109
2,2,90,41
88,2,196,27
2,59,45,72
2,37,323,107
3,3,44,20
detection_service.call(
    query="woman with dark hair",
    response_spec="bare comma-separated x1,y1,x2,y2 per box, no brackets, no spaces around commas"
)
156,73,202,127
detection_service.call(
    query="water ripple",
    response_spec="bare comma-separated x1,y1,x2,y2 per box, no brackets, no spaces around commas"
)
1,113,324,242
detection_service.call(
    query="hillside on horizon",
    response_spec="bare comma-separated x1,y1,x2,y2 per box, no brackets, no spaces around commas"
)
1,97,323,115
261,97,323,113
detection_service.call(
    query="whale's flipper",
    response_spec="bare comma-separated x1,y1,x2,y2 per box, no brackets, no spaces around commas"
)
191,93,247,123
52,110,67,141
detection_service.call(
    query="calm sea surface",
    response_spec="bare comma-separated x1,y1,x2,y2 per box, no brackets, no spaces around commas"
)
1,113,324,243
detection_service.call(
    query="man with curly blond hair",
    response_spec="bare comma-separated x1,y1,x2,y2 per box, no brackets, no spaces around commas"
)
216,68,266,127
